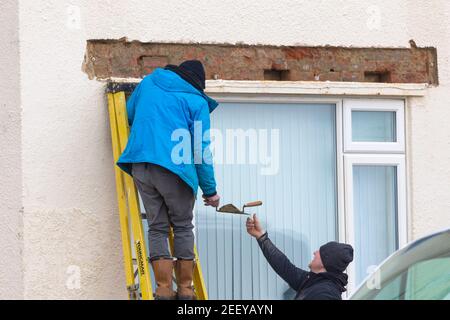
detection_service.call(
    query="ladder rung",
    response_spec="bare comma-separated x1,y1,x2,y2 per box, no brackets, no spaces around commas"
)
107,88,208,300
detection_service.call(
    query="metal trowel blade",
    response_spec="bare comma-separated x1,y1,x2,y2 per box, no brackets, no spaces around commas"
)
216,204,245,214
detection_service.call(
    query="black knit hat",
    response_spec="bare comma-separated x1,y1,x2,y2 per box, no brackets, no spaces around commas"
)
164,60,206,92
319,241,354,273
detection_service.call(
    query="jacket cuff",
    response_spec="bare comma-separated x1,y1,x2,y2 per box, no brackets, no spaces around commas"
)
257,231,268,243
203,191,217,198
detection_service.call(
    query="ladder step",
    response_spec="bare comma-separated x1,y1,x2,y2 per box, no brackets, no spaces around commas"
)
107,88,208,300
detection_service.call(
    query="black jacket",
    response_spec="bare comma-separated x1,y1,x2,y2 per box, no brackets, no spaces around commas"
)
257,232,348,300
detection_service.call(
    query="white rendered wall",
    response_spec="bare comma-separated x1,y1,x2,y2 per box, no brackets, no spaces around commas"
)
12,0,450,298
0,0,23,300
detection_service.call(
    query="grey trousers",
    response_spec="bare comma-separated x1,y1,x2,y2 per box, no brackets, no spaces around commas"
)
131,163,196,261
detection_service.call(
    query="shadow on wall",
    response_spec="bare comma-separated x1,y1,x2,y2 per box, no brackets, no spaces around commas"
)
195,210,312,300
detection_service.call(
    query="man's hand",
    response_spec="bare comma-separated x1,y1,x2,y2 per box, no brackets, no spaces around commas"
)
246,214,265,239
203,194,220,208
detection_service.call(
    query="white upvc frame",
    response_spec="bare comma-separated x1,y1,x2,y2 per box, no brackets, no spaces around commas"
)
343,99,405,153
343,154,408,293
207,93,410,296
208,94,347,245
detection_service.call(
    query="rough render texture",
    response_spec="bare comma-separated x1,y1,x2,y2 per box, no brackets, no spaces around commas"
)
83,40,438,84
4,0,450,299
0,0,23,299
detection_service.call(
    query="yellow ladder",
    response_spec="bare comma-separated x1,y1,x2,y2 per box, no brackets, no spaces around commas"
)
106,83,208,300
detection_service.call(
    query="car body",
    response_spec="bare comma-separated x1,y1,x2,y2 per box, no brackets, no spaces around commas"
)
350,228,450,300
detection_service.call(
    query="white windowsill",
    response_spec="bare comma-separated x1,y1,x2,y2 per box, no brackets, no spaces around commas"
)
206,80,428,97
105,77,429,97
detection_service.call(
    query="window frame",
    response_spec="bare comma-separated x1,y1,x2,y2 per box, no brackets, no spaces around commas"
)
343,98,405,153
343,153,408,293
199,88,412,299
206,94,347,247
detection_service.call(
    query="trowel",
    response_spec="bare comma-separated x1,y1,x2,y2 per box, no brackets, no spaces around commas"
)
216,201,263,215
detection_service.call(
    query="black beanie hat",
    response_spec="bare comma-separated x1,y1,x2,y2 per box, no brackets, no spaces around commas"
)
164,60,206,92
319,241,354,273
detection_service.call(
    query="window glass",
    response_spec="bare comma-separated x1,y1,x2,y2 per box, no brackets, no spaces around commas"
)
353,165,398,284
352,111,396,142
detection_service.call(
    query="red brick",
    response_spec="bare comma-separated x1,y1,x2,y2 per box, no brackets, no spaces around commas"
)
83,41,438,84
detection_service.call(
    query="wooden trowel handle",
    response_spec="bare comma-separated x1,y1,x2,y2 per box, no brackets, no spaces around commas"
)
244,201,263,207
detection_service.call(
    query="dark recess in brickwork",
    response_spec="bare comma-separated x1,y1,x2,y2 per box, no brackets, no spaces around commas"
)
83,39,438,85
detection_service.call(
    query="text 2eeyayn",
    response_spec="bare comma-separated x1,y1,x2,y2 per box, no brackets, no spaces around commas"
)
177,303,273,318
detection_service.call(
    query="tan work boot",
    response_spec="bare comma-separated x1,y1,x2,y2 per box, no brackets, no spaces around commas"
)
175,259,196,300
151,258,176,300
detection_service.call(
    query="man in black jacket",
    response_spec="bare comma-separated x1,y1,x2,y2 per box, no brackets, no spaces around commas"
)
246,214,354,300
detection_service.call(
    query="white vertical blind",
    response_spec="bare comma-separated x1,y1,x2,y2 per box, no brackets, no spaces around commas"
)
353,165,398,284
195,102,338,300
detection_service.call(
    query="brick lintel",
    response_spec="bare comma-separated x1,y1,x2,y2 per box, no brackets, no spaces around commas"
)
84,39,438,85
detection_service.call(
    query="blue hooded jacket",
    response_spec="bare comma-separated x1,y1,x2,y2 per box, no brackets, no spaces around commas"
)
116,68,219,197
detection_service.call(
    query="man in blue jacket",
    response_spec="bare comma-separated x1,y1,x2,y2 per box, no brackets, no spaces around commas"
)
246,214,354,300
117,60,220,300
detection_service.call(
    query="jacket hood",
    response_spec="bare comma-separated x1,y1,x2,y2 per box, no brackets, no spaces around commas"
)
320,272,348,292
149,68,218,113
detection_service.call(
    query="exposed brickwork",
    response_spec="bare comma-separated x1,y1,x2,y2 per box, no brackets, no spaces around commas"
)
83,39,438,84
